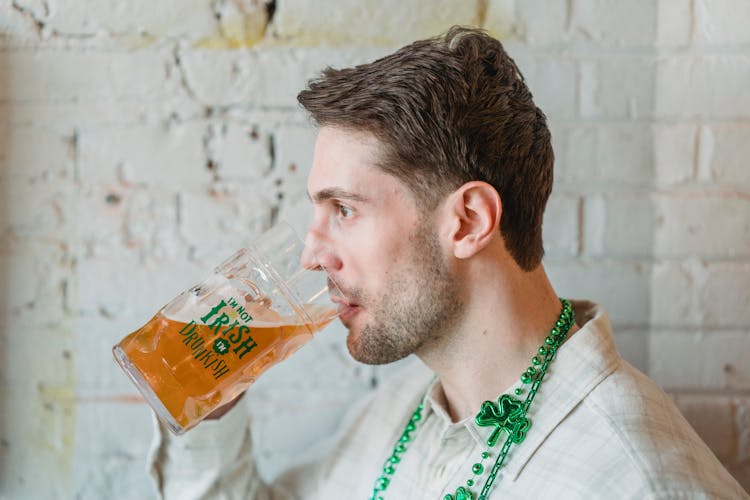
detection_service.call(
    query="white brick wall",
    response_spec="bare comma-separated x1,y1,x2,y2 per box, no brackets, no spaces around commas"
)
1,0,749,497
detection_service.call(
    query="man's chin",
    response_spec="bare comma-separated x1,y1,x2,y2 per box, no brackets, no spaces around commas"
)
345,328,410,366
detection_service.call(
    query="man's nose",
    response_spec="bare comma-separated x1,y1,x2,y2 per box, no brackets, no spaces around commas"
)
301,228,342,272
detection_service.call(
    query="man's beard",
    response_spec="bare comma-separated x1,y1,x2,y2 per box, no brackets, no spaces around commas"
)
345,224,463,365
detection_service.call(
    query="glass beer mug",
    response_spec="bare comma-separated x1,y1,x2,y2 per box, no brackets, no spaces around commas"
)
113,223,339,434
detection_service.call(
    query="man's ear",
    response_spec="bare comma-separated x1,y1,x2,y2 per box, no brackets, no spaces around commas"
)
445,181,502,259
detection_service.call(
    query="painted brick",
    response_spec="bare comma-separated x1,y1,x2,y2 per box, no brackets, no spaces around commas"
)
515,55,578,119
276,197,314,238
72,401,155,499
577,61,598,118
76,185,130,250
121,188,183,261
583,57,656,118
550,122,597,185
271,0,479,46
582,193,655,257
485,0,568,45
206,121,273,180
0,48,170,102
653,123,697,187
0,124,73,180
77,122,211,188
612,328,649,373
177,45,390,108
75,245,203,320
43,0,216,39
650,261,698,327
596,124,653,185
0,238,70,326
656,0,692,47
0,99,200,129
673,394,736,462
699,262,750,328
694,0,750,46
553,123,653,188
543,193,580,258
272,122,318,235
1,325,73,389
0,177,74,239
75,314,151,396
272,122,318,201
656,56,750,118
653,194,750,258
177,188,273,262
0,2,43,47
571,0,658,47
702,122,750,190
482,0,519,41
649,331,750,391
545,259,651,328
0,387,76,499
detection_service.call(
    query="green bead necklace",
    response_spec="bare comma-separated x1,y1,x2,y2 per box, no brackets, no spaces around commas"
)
369,298,575,500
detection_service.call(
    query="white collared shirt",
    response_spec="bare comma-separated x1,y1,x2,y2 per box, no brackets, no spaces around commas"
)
148,301,748,499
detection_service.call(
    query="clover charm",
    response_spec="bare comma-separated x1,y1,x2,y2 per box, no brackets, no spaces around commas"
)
475,394,530,447
444,485,474,500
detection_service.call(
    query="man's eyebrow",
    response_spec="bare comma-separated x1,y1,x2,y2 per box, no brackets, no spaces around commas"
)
309,188,371,204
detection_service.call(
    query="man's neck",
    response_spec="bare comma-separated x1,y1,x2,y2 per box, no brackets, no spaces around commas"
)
417,261,577,422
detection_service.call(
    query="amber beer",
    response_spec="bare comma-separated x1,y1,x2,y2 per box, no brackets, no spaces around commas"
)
116,301,334,431
113,222,340,435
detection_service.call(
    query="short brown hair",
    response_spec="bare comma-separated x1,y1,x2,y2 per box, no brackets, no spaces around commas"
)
297,26,554,271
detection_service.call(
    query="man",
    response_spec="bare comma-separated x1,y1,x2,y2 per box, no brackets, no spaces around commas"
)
148,27,748,499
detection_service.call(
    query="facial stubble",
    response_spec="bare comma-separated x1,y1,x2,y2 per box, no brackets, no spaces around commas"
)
346,224,463,364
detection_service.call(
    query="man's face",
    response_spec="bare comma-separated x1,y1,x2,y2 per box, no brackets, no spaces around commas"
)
305,126,462,364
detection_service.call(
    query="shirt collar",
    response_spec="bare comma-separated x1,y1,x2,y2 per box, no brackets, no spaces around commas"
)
501,299,621,480
419,300,621,480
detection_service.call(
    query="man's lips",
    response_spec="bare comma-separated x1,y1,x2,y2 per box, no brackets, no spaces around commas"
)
329,296,360,320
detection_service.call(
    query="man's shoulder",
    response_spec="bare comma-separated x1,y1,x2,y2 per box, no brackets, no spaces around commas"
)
552,361,747,498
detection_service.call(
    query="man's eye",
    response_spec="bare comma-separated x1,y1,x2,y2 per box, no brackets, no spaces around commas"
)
337,204,353,218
